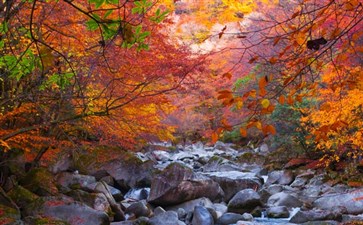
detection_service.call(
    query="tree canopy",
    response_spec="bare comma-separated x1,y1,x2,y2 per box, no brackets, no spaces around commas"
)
0,0,362,173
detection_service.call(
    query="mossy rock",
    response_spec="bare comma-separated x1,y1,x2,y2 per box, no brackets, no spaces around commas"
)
6,148,27,177
208,156,226,164
19,167,58,196
7,185,39,208
73,145,129,174
0,204,21,225
24,216,70,225
236,152,266,164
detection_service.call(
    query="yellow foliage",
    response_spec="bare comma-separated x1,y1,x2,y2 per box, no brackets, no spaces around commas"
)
302,65,363,159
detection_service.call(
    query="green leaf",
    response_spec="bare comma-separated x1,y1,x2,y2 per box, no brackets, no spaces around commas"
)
132,7,141,14
0,22,8,34
86,20,99,31
103,9,113,18
134,25,142,35
139,31,150,40
95,0,105,8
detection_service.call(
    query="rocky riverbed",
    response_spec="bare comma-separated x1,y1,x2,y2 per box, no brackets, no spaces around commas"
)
1,141,363,225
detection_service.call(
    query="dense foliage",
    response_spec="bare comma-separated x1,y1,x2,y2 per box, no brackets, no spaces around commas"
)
0,0,362,179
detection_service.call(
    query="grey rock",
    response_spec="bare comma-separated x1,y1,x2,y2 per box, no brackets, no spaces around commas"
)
88,182,123,202
125,201,151,218
213,203,228,218
167,197,214,214
24,196,109,225
149,211,186,225
267,192,303,208
148,163,224,206
99,176,114,186
101,158,154,190
66,189,111,213
153,206,166,216
314,188,363,214
227,189,262,214
267,206,290,218
177,208,187,220
266,170,294,185
241,212,254,221
267,184,283,194
192,206,214,225
56,171,96,191
94,181,125,221
289,209,343,223
216,212,244,225
203,171,262,201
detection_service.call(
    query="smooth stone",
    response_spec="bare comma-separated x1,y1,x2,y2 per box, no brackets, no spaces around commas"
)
267,206,290,218
266,170,295,185
203,171,262,201
267,192,303,208
228,189,262,214
148,211,186,225
166,197,214,213
314,188,363,214
125,201,151,218
216,212,244,225
24,196,109,225
148,163,224,206
192,205,214,225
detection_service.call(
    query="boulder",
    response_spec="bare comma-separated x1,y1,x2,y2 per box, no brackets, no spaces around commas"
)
289,209,343,223
241,212,254,221
166,197,214,213
100,155,155,190
267,206,290,218
192,206,214,225
203,171,262,201
7,185,39,208
19,167,58,196
56,171,96,191
92,182,123,202
154,206,166,216
267,192,303,208
177,208,187,220
148,163,224,206
266,170,294,185
24,196,109,225
125,201,151,218
227,189,262,214
216,213,244,225
94,181,125,221
314,188,363,214
213,203,228,218
149,211,186,225
66,190,111,214
48,151,73,174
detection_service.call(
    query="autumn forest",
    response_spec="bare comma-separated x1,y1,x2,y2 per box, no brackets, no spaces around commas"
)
0,0,363,219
